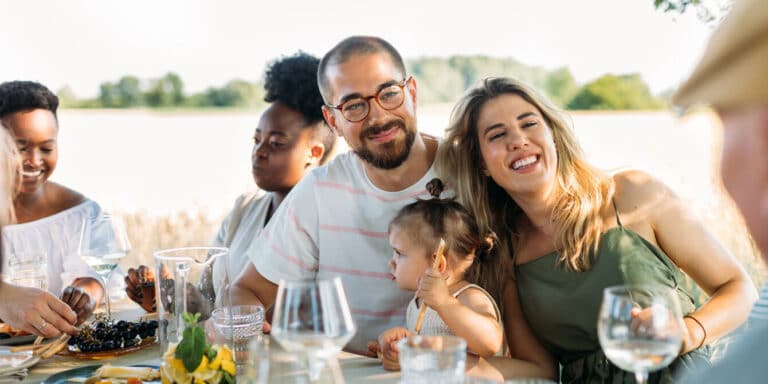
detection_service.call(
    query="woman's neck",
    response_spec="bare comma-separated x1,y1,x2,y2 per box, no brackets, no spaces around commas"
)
509,186,559,235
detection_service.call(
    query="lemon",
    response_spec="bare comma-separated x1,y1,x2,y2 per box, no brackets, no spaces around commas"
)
208,348,223,371
221,360,236,376
193,356,209,373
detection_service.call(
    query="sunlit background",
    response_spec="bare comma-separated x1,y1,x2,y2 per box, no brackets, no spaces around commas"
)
2,0,761,289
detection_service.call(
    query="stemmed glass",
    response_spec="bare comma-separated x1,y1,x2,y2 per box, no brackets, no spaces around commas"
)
78,213,131,318
598,285,684,384
270,277,356,382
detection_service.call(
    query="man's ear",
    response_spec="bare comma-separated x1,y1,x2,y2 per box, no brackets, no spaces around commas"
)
322,106,341,137
406,76,417,106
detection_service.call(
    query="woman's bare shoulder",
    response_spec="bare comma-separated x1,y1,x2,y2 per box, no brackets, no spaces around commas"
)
611,169,680,225
46,182,87,211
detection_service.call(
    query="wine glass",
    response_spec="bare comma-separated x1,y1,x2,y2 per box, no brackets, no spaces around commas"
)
270,277,356,382
78,213,131,318
598,285,684,384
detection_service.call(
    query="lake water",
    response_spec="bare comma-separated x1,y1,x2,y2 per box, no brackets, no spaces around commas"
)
52,106,722,219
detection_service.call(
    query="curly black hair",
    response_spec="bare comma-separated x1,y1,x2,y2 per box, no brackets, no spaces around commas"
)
263,51,334,163
0,81,59,120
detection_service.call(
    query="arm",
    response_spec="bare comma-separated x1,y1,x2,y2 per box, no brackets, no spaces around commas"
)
232,176,321,329
231,264,278,333
616,170,758,354
419,269,503,357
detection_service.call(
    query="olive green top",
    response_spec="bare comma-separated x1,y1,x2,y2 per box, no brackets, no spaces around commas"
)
515,206,711,383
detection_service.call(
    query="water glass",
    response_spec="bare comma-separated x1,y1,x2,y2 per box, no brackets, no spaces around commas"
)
213,305,264,364
597,285,684,384
7,253,48,291
398,335,467,384
244,337,344,384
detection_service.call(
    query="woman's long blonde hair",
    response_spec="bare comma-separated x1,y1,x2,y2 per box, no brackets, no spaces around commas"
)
0,124,18,227
436,77,613,273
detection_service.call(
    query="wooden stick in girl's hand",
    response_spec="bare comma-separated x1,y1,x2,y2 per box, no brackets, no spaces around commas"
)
414,238,446,335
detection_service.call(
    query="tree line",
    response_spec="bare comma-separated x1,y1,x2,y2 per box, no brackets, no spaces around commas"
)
58,56,668,111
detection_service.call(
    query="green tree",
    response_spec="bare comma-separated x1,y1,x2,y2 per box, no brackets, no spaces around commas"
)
145,72,185,108
653,0,731,23
543,68,579,107
567,74,663,110
407,58,464,103
98,76,142,108
56,85,78,108
197,80,261,108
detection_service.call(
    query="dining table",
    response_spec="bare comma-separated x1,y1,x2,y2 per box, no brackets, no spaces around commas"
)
16,299,402,383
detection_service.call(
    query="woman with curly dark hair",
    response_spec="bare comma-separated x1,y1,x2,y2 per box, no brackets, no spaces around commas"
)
125,52,336,311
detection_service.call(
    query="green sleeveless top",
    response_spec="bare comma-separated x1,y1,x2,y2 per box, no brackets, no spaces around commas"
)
515,205,712,383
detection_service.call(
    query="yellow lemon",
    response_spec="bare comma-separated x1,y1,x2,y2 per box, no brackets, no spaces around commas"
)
208,348,223,371
193,356,209,374
221,360,236,376
218,345,233,363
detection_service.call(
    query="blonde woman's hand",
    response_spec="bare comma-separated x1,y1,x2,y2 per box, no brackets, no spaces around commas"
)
417,268,455,312
0,282,78,337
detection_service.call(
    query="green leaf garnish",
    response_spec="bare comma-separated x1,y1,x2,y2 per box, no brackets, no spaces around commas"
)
175,312,207,372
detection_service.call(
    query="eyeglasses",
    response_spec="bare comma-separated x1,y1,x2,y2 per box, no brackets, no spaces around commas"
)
326,77,410,123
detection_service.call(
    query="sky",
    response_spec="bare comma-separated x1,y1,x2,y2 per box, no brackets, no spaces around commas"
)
2,0,717,99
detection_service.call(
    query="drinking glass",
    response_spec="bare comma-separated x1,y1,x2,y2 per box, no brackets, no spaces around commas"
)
7,252,48,291
213,304,264,365
78,214,131,318
270,278,356,383
398,335,466,384
244,337,344,384
597,285,684,384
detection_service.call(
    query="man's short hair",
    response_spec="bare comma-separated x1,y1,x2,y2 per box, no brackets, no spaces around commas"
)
317,36,406,103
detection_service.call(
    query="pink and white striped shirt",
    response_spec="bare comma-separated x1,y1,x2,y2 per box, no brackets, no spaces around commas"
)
248,150,441,353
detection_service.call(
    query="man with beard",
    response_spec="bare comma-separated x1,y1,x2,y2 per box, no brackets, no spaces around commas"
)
673,0,768,381
232,36,442,355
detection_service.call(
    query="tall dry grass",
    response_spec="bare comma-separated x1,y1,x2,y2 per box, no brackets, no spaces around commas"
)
119,210,223,268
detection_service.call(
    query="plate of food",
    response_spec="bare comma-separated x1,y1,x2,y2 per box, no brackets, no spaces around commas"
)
61,318,160,360
0,349,40,376
0,323,37,346
41,364,160,384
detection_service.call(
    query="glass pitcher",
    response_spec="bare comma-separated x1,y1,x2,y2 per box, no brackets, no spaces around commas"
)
155,247,239,383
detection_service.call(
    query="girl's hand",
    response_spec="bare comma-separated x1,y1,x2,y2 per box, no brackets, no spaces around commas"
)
417,268,454,311
377,326,412,371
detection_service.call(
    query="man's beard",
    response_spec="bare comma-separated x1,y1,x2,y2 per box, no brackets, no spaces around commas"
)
354,120,416,170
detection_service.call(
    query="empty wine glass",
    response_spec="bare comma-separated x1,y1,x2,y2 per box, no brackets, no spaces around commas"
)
598,285,684,384
78,213,131,318
270,277,356,383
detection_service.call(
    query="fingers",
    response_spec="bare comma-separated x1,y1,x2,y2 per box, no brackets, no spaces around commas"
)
138,265,155,283
125,268,140,288
36,297,79,337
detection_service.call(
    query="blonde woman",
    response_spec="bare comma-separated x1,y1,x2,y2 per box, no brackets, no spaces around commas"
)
436,77,757,383
0,125,80,338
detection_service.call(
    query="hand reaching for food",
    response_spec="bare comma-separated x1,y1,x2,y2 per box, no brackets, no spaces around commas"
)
61,285,95,326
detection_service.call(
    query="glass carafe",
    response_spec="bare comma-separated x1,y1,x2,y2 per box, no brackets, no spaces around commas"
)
155,247,239,383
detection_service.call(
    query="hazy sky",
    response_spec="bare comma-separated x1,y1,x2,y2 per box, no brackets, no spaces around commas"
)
2,0,715,98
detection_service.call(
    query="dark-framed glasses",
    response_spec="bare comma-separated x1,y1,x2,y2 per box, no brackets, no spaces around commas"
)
326,77,410,122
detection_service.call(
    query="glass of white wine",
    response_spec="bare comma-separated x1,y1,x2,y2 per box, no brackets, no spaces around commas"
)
270,277,356,383
78,213,131,318
598,284,684,384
